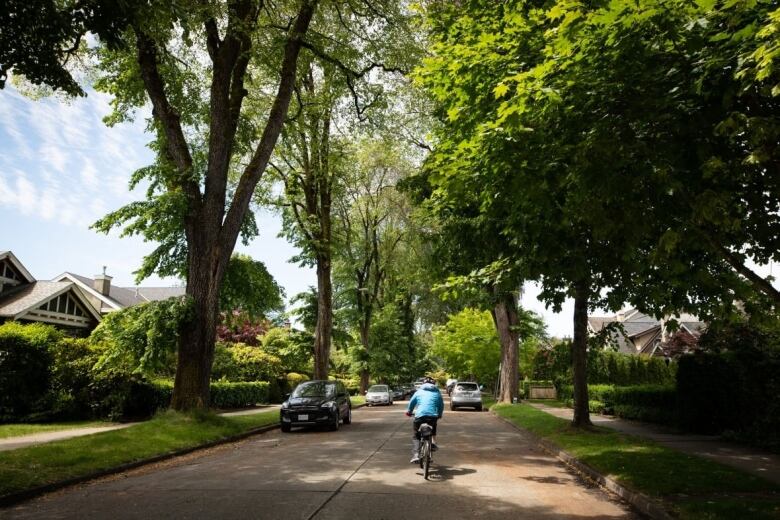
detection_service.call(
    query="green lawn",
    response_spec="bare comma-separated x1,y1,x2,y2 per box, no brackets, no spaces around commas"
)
493,403,780,520
0,421,111,440
525,398,566,408
0,410,278,498
351,395,365,406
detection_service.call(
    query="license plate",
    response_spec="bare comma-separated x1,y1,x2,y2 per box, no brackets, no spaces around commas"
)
298,414,309,421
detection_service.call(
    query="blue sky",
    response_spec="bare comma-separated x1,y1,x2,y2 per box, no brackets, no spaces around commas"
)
0,85,590,337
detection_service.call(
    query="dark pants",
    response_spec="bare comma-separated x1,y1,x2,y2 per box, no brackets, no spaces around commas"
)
413,416,438,439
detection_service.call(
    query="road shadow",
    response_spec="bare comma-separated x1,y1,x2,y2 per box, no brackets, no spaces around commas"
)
423,464,477,481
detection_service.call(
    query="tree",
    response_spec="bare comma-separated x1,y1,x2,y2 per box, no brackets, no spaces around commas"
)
333,138,411,391
86,0,320,410
271,5,417,380
431,308,501,389
220,254,284,318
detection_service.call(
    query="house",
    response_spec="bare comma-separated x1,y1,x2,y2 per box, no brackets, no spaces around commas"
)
52,271,185,316
588,308,705,357
0,251,186,332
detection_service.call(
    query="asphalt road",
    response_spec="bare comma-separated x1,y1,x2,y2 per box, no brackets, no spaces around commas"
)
3,401,637,519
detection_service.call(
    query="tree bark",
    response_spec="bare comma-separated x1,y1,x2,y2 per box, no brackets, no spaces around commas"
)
313,253,333,379
492,289,520,404
171,230,227,409
571,281,592,427
358,318,371,393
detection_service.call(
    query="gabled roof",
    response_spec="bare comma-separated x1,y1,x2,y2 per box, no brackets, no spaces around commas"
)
52,272,186,312
0,251,35,284
0,281,102,322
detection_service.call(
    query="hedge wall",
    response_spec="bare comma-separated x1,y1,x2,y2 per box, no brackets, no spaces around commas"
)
557,383,677,424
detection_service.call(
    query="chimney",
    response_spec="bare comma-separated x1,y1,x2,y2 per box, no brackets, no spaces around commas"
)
94,266,112,296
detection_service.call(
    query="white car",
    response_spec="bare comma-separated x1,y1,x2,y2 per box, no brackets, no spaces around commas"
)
365,384,393,406
450,382,483,411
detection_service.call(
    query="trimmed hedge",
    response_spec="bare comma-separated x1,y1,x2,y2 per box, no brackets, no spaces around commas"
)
145,380,271,412
0,322,59,420
558,383,676,424
533,344,675,386
677,351,780,449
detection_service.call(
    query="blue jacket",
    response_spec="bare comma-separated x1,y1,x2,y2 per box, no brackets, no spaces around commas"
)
407,383,444,418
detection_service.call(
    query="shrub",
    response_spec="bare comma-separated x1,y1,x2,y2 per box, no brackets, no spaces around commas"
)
611,384,676,424
210,381,270,408
286,372,309,389
211,342,283,382
677,350,780,447
0,322,60,421
47,337,101,419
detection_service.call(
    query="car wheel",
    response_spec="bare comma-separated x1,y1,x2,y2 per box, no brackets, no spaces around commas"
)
343,407,352,425
450,403,457,411
281,423,291,433
329,411,341,431
476,405,483,412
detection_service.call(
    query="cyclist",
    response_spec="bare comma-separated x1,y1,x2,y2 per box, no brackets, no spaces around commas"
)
405,376,444,463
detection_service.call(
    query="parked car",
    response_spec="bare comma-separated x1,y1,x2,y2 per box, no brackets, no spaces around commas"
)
391,387,405,401
365,384,393,406
402,384,415,398
280,380,352,432
450,381,483,411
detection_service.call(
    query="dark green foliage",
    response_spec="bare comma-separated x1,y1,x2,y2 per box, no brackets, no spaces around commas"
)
220,254,284,318
47,337,101,419
534,344,676,386
209,381,270,409
91,296,193,377
0,322,59,421
587,350,675,386
558,383,677,424
677,350,780,450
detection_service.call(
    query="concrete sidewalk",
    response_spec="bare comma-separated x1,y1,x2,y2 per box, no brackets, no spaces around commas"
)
528,402,780,486
0,405,282,452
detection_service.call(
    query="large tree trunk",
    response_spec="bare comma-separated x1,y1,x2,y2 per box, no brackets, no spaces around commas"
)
492,289,520,403
171,232,227,410
571,281,592,427
313,253,333,379
358,320,370,393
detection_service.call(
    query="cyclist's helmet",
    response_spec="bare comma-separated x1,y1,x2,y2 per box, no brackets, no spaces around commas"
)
423,376,436,385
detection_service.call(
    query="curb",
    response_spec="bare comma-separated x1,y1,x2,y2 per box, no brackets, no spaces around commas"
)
0,402,368,509
491,409,674,520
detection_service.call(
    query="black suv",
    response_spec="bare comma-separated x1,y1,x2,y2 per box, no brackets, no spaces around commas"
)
280,380,352,432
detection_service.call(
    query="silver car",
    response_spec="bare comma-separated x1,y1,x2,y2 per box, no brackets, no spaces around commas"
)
450,382,483,411
365,384,393,406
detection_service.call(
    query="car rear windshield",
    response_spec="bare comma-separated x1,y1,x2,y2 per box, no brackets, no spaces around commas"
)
368,385,388,392
455,383,478,391
292,382,336,398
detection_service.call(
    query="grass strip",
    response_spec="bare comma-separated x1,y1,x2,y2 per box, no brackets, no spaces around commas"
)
0,421,111,440
493,403,780,519
0,409,278,498
351,396,366,406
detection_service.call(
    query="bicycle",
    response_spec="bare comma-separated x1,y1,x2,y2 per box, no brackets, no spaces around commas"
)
417,422,434,479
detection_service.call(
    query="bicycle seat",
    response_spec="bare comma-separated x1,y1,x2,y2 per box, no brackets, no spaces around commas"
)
419,423,433,437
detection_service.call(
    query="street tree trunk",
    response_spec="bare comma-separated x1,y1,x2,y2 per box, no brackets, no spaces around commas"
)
492,289,520,403
571,281,592,427
314,253,333,379
358,318,371,393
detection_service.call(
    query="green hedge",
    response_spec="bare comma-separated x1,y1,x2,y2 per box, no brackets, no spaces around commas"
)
677,351,780,449
145,381,271,412
533,344,675,386
558,383,676,424
0,322,59,420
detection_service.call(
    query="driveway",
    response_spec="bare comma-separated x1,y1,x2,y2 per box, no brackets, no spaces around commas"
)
3,402,637,519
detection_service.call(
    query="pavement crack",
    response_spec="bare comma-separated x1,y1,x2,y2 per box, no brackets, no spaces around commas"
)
306,419,406,520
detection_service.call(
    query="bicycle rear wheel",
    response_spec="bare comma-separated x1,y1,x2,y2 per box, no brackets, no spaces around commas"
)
423,439,431,479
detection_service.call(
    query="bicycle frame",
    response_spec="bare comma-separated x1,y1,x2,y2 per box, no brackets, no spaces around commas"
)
418,423,434,479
